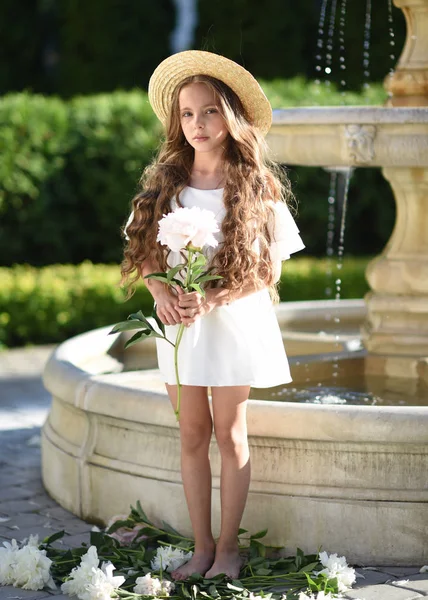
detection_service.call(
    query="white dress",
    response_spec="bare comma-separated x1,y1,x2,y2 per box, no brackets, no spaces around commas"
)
153,186,305,388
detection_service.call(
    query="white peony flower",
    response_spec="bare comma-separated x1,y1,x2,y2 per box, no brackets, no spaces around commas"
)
61,546,100,599
134,572,175,597
0,536,54,591
12,542,54,591
420,565,428,573
0,539,20,585
157,207,219,252
150,545,193,573
85,562,126,600
314,551,356,592
61,548,124,600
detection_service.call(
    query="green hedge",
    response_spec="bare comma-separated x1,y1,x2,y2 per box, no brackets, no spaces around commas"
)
0,91,161,265
0,83,395,267
0,258,370,349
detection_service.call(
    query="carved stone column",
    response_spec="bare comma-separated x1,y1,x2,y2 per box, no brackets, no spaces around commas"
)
362,168,428,374
384,0,428,106
363,0,428,376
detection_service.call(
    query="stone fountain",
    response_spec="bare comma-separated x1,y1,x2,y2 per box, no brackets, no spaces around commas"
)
42,0,428,566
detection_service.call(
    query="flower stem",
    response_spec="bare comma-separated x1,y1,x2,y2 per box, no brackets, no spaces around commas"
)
174,248,194,420
174,323,185,420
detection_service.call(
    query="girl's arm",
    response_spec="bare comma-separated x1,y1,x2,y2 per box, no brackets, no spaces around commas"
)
139,258,182,326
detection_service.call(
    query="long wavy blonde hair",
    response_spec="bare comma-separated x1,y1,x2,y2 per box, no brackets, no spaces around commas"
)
120,75,294,302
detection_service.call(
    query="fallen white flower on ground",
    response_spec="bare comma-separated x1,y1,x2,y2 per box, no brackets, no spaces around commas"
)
314,551,356,592
391,579,410,586
61,546,124,600
0,539,20,586
85,563,126,600
61,546,100,598
0,535,55,591
420,566,428,573
150,545,193,573
134,573,175,596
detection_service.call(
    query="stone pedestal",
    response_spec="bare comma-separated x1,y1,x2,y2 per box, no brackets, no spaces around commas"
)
362,167,428,370
385,0,428,107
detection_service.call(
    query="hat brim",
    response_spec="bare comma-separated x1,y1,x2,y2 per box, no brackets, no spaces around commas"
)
148,50,272,136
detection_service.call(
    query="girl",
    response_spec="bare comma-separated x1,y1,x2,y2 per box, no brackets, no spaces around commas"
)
121,51,304,581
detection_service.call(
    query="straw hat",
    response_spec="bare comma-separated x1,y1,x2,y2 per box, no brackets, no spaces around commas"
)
148,50,272,135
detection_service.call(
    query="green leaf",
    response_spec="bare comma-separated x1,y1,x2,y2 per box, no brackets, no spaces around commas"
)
194,274,223,284
188,283,204,295
248,556,266,567
171,277,185,288
128,311,153,327
166,263,186,283
124,329,154,349
250,539,266,558
192,254,207,268
305,572,320,592
238,528,249,535
135,501,149,522
250,529,268,540
42,530,65,545
145,274,170,284
152,306,165,335
208,584,220,597
181,584,192,597
144,271,168,279
90,530,109,549
298,561,320,573
109,320,148,334
255,568,272,575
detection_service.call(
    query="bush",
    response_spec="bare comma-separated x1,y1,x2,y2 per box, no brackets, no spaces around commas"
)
0,258,370,348
0,91,161,265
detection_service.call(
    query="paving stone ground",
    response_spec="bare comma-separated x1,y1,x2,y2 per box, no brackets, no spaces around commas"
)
0,346,426,600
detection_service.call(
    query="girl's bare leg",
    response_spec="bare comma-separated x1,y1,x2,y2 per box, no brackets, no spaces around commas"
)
205,386,251,579
166,384,216,580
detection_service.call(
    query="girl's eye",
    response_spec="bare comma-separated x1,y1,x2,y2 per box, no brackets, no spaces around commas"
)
206,108,217,114
182,111,192,118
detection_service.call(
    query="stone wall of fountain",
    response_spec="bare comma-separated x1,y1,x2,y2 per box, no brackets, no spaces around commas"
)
41,0,428,566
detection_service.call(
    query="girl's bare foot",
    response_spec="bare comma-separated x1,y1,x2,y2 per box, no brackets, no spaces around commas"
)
204,549,244,579
171,549,215,581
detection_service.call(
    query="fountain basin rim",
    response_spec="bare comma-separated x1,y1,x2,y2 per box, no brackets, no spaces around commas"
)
271,105,428,125
42,326,428,445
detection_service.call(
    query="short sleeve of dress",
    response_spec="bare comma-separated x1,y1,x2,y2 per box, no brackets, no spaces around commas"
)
269,201,305,262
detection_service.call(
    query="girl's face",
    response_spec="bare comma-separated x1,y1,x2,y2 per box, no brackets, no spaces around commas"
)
178,82,229,154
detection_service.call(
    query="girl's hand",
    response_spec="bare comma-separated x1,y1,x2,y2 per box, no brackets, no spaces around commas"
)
176,288,216,327
151,283,182,326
